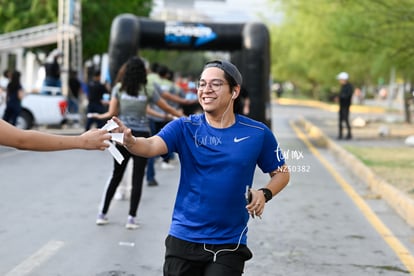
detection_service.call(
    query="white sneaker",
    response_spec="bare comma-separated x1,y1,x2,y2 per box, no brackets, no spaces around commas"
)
125,216,139,230
114,191,122,200
161,162,175,170
96,214,109,225
114,191,127,201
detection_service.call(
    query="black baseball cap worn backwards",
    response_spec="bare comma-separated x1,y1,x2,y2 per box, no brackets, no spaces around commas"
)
203,60,243,86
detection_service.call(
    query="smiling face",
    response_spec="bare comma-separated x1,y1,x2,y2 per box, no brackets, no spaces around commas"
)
198,67,234,116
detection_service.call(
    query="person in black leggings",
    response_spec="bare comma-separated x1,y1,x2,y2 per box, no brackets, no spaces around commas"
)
92,57,183,229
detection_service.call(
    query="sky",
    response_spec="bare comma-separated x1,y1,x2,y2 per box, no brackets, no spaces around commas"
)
151,0,282,24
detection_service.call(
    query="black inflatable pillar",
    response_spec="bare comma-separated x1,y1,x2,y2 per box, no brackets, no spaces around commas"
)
241,22,271,127
108,14,271,127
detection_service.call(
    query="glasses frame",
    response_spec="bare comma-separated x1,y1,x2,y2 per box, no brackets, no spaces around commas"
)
197,79,229,92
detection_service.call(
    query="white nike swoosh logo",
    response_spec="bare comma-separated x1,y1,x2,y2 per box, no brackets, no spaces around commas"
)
234,136,250,143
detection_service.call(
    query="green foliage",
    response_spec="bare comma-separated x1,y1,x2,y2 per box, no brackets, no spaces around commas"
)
270,0,414,99
81,0,152,59
0,0,152,60
0,0,204,79
0,0,57,31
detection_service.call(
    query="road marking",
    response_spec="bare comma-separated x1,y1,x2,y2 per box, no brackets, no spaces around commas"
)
290,120,414,275
5,240,65,276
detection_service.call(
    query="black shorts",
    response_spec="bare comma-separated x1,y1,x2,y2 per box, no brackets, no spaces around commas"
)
163,235,253,276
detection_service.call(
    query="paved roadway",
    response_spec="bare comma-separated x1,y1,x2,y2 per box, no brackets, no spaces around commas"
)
0,103,413,276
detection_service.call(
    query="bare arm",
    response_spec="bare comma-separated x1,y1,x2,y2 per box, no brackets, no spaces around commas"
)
243,97,250,115
146,105,173,120
0,119,110,151
246,164,290,217
156,97,184,118
161,92,197,105
111,116,168,158
18,88,25,100
94,97,119,119
266,164,290,196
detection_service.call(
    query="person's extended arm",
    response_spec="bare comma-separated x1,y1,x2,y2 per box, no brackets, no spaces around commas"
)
94,97,119,119
156,97,184,118
161,92,197,106
146,105,175,121
111,116,168,158
246,164,290,217
0,119,110,151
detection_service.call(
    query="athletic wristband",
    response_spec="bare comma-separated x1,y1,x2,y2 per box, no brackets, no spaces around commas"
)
259,188,273,203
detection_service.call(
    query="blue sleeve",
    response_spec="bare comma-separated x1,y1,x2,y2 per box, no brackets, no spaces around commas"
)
257,126,285,173
156,118,182,154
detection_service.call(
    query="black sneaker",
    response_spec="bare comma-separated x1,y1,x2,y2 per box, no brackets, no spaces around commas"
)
148,179,159,186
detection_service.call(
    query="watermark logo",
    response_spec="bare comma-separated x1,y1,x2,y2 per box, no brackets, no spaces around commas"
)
276,145,304,162
276,145,310,173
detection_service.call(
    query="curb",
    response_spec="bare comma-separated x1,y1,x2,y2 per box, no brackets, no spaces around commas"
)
295,118,414,228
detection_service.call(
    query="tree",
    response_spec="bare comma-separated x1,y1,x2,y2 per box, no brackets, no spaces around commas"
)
0,0,57,32
0,0,152,61
81,1,152,59
269,0,414,103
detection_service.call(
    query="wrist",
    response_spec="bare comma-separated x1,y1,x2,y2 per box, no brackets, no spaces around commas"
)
125,136,136,149
259,188,273,203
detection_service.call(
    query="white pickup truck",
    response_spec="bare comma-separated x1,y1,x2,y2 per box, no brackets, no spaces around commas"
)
0,89,68,129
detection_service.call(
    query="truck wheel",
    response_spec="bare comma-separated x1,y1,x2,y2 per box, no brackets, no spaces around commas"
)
17,110,34,129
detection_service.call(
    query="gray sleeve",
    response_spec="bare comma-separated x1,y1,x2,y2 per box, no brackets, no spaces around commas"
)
150,86,162,103
154,82,164,95
111,83,121,99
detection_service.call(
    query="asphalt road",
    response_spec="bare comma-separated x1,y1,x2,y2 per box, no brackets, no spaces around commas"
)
0,104,413,276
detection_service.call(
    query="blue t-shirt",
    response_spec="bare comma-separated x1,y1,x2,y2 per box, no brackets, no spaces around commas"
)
157,113,285,245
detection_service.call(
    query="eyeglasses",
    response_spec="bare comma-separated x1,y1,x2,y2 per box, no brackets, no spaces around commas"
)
197,80,228,92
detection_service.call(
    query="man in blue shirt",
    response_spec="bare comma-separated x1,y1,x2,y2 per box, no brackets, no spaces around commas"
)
113,60,290,276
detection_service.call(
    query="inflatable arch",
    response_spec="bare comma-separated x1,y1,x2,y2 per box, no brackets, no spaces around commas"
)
108,14,271,126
